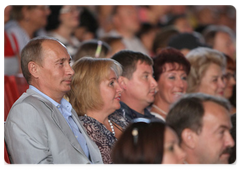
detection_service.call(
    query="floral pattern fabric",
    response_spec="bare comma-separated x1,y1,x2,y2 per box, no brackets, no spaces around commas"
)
79,111,130,164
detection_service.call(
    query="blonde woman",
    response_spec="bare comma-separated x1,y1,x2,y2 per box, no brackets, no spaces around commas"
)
67,57,130,164
186,47,226,97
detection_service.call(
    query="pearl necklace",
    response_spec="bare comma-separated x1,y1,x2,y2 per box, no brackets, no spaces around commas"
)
84,114,115,136
152,104,167,115
108,119,115,136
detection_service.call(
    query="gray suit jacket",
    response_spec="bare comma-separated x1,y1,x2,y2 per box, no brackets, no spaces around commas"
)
4,89,103,164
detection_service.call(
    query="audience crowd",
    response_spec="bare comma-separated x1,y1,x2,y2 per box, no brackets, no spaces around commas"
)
4,5,236,164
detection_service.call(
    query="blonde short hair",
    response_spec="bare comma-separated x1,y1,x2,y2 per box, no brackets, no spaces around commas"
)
186,47,226,93
67,57,122,115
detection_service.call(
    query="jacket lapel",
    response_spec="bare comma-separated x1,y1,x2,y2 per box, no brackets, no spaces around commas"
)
50,107,88,156
71,109,102,163
26,89,88,158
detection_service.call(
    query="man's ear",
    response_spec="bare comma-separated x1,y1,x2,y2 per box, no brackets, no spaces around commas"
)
28,61,39,79
118,76,128,90
181,128,198,149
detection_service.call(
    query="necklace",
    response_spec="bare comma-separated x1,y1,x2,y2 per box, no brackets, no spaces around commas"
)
108,119,115,136
85,114,116,136
152,104,167,115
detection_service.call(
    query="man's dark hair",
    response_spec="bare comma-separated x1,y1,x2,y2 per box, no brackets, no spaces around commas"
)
111,50,153,79
166,93,231,143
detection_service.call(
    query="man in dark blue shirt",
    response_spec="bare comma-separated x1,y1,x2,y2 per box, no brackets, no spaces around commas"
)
112,50,158,121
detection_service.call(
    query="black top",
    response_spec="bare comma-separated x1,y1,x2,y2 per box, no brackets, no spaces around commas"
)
117,101,157,122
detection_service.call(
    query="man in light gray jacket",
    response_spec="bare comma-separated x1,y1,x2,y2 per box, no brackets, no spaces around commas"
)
4,37,103,164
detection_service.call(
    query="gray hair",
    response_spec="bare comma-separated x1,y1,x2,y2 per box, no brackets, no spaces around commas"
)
185,47,226,93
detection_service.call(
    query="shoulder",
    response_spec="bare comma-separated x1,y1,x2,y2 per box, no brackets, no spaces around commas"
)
5,95,49,136
5,20,19,31
8,92,54,121
22,92,54,111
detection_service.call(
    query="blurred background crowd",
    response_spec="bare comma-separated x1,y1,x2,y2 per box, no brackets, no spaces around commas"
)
4,5,236,113
4,5,237,164
4,5,236,65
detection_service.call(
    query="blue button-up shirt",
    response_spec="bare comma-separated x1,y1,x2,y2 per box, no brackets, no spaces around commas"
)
29,85,72,123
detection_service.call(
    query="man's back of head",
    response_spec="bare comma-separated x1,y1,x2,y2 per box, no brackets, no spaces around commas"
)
166,93,234,164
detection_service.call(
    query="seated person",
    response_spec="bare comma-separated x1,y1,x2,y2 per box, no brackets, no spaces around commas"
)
111,50,158,121
46,6,81,57
166,93,235,164
111,118,186,164
186,47,226,97
150,47,191,121
4,37,102,164
67,57,130,164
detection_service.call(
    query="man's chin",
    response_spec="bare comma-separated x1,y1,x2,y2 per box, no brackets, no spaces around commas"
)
63,86,71,93
218,154,230,164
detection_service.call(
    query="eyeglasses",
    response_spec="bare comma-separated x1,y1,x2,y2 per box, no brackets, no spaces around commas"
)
60,6,81,14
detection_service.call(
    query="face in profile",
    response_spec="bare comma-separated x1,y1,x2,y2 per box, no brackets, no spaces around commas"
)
162,127,186,164
157,63,188,105
194,101,235,164
198,63,226,97
126,61,158,106
99,69,123,113
37,40,74,99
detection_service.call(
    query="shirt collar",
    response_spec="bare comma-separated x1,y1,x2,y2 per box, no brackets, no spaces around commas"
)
120,101,155,119
29,85,72,115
